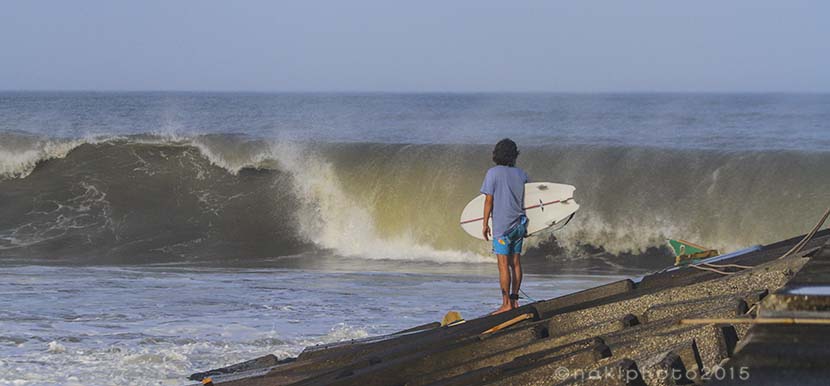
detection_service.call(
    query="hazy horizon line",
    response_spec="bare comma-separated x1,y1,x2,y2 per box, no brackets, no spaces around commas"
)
2,89,829,95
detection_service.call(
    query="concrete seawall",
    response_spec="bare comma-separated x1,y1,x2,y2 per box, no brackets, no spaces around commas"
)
190,229,830,385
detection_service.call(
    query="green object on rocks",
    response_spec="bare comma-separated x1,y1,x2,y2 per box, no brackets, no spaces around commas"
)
668,239,719,266
668,239,708,256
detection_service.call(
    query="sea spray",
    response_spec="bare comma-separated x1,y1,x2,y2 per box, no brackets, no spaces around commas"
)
264,141,489,262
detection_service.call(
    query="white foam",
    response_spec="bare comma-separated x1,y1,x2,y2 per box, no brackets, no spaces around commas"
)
3,337,299,386
552,213,689,255
0,181,113,250
188,139,273,175
0,139,88,179
266,142,491,264
297,323,370,348
2,324,373,386
46,341,66,353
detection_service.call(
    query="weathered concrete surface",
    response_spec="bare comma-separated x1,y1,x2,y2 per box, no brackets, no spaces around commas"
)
709,324,830,386
189,355,290,382
533,279,636,319
189,230,830,386
405,337,607,386
709,237,830,386
296,321,441,362
289,321,551,386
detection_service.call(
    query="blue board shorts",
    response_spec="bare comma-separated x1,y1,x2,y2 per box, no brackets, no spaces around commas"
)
492,216,527,255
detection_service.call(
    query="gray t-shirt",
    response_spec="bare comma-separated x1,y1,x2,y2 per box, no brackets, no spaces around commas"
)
480,165,529,237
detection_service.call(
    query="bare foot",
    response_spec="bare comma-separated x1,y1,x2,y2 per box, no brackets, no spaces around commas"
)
491,304,512,315
509,294,520,309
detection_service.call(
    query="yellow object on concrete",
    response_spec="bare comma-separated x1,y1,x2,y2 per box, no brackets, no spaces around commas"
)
441,311,464,326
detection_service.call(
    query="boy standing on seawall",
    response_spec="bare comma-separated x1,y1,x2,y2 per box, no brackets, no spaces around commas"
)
481,138,528,314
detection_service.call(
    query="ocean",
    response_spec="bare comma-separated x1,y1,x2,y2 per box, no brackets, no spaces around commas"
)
1,92,829,385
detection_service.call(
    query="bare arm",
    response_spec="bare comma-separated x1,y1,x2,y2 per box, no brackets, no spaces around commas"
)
483,194,493,241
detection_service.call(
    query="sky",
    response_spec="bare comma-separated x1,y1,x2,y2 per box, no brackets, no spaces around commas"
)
1,0,828,92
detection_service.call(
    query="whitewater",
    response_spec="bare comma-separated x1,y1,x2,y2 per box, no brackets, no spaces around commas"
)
1,92,829,385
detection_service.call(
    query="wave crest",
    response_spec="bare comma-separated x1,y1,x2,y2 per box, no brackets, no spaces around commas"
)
1,132,828,264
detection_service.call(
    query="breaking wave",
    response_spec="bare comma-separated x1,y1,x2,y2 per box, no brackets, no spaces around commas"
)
1,131,828,264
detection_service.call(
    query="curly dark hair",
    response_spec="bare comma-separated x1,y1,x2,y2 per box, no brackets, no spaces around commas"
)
492,138,519,166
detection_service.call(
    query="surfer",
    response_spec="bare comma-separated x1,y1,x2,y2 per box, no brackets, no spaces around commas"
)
481,138,529,314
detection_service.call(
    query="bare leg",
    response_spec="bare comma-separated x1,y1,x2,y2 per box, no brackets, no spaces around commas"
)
509,253,523,308
493,254,512,314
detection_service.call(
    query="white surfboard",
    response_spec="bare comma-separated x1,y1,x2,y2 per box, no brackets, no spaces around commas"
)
459,182,579,240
